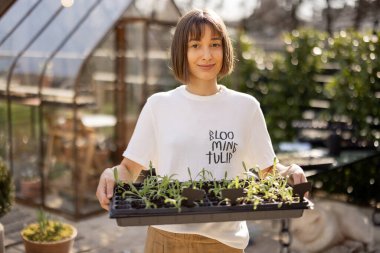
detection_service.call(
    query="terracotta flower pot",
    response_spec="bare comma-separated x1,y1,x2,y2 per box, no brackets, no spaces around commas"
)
21,224,77,253
20,179,41,199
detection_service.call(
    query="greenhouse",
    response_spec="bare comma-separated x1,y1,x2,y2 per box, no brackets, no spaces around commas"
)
0,0,181,218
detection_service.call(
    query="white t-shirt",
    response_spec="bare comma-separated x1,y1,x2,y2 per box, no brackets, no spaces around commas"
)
123,85,275,249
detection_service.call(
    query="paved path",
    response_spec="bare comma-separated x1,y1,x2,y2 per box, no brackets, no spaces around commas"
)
1,203,379,253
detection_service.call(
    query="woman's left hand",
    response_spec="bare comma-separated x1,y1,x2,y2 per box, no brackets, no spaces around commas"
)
281,163,308,185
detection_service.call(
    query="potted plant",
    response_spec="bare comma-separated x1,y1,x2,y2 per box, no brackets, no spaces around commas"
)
21,209,77,253
20,168,41,199
0,157,14,253
0,158,13,217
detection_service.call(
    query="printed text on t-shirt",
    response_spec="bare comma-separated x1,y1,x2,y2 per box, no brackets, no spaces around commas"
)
206,130,238,164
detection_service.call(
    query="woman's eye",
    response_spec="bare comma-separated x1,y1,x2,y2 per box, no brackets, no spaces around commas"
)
211,43,221,47
190,44,199,48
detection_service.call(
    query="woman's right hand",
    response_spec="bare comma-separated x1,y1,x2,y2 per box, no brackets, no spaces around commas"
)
96,158,144,211
96,167,117,211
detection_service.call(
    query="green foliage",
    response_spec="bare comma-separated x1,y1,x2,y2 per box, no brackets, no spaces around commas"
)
324,30,380,144
237,28,380,147
238,29,327,145
21,209,74,242
0,157,13,217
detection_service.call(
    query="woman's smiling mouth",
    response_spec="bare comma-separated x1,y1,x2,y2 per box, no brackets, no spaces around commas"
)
197,64,215,70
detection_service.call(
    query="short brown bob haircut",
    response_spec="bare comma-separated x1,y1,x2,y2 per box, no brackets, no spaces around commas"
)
171,9,235,83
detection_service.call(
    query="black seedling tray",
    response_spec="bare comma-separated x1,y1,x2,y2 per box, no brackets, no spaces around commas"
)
109,181,312,226
111,199,312,227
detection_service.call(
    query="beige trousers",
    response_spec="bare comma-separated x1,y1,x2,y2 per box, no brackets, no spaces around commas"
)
144,226,244,253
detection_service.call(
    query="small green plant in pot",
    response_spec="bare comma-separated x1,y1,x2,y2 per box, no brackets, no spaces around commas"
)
1,157,14,253
21,209,77,253
0,158,13,218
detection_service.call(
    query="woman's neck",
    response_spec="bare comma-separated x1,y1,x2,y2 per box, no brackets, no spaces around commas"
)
185,82,220,96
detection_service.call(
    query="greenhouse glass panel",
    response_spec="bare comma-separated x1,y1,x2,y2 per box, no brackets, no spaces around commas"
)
76,108,115,215
125,22,144,81
124,22,145,119
10,0,98,95
44,108,75,213
130,0,180,21
152,0,181,22
12,104,41,204
147,24,177,90
80,32,116,115
0,1,61,95
47,0,131,103
75,33,117,215
0,101,7,160
0,0,40,44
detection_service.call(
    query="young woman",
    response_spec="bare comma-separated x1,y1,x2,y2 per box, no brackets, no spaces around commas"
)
96,9,307,253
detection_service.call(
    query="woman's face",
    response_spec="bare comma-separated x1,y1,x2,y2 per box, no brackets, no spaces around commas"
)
187,25,223,86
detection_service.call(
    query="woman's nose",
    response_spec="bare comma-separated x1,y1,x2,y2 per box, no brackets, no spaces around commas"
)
201,47,212,60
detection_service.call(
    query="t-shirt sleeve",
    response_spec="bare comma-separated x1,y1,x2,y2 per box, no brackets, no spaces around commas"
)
122,98,157,169
247,101,276,170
